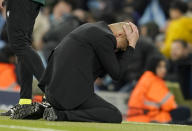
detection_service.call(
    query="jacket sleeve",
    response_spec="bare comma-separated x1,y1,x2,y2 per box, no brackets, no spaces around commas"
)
93,35,134,81
161,94,177,111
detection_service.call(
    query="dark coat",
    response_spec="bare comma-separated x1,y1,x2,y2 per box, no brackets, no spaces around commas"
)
39,21,134,109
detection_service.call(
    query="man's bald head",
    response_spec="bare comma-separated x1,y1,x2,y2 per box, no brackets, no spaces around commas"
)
108,22,132,51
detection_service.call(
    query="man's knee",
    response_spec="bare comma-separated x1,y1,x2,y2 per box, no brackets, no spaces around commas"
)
11,44,30,56
110,109,122,123
8,30,31,52
10,34,32,55
103,107,122,123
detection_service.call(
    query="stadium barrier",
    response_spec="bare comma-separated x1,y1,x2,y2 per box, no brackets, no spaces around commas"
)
167,81,192,115
0,90,19,110
1,80,192,119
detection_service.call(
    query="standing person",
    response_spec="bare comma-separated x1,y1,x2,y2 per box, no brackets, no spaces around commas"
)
0,0,45,116
11,21,139,123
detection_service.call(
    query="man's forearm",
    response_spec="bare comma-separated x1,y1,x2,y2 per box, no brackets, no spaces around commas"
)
117,46,134,59
117,46,135,80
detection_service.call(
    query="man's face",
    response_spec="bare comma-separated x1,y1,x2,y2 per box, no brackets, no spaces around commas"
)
169,9,183,20
171,42,186,61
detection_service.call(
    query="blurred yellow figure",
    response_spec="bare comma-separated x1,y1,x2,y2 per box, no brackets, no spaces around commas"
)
162,17,192,57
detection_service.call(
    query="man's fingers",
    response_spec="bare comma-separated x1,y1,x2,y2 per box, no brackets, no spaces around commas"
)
129,22,137,31
123,25,131,36
124,22,139,41
129,23,137,32
129,22,139,36
129,22,136,28
127,23,134,33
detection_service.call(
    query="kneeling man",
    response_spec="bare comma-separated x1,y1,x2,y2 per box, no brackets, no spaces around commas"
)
12,21,139,123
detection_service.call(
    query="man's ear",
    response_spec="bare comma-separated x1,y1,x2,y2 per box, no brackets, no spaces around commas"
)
117,32,123,37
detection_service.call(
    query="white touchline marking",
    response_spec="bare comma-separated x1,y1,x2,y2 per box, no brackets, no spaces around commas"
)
0,125,68,131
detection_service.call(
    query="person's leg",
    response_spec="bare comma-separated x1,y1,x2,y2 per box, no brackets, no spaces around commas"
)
170,106,191,124
17,57,33,99
44,94,122,123
6,0,45,101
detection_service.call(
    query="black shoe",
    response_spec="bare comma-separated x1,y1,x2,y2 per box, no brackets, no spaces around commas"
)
43,107,58,121
24,102,46,119
11,102,47,119
0,104,20,116
41,98,51,108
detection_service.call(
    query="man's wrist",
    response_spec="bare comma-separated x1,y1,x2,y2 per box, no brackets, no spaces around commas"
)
129,43,136,49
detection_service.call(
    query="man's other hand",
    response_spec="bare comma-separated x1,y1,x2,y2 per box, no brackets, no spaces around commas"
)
123,22,139,49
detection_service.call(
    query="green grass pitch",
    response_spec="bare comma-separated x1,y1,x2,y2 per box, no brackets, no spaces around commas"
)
0,111,192,131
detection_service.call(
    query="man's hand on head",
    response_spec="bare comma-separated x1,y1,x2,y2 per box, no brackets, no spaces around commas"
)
123,22,139,49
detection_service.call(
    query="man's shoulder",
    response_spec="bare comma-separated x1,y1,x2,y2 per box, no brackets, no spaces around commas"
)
67,21,116,48
32,0,45,5
70,21,113,42
81,21,107,28
70,22,100,35
77,21,111,34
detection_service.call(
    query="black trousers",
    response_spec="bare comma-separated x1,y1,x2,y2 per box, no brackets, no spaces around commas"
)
6,0,45,99
46,93,122,123
170,106,191,124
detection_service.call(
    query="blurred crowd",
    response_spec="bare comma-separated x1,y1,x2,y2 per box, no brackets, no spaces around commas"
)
0,0,192,123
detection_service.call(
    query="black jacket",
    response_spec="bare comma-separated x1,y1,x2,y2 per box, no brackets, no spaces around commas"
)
39,21,134,109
